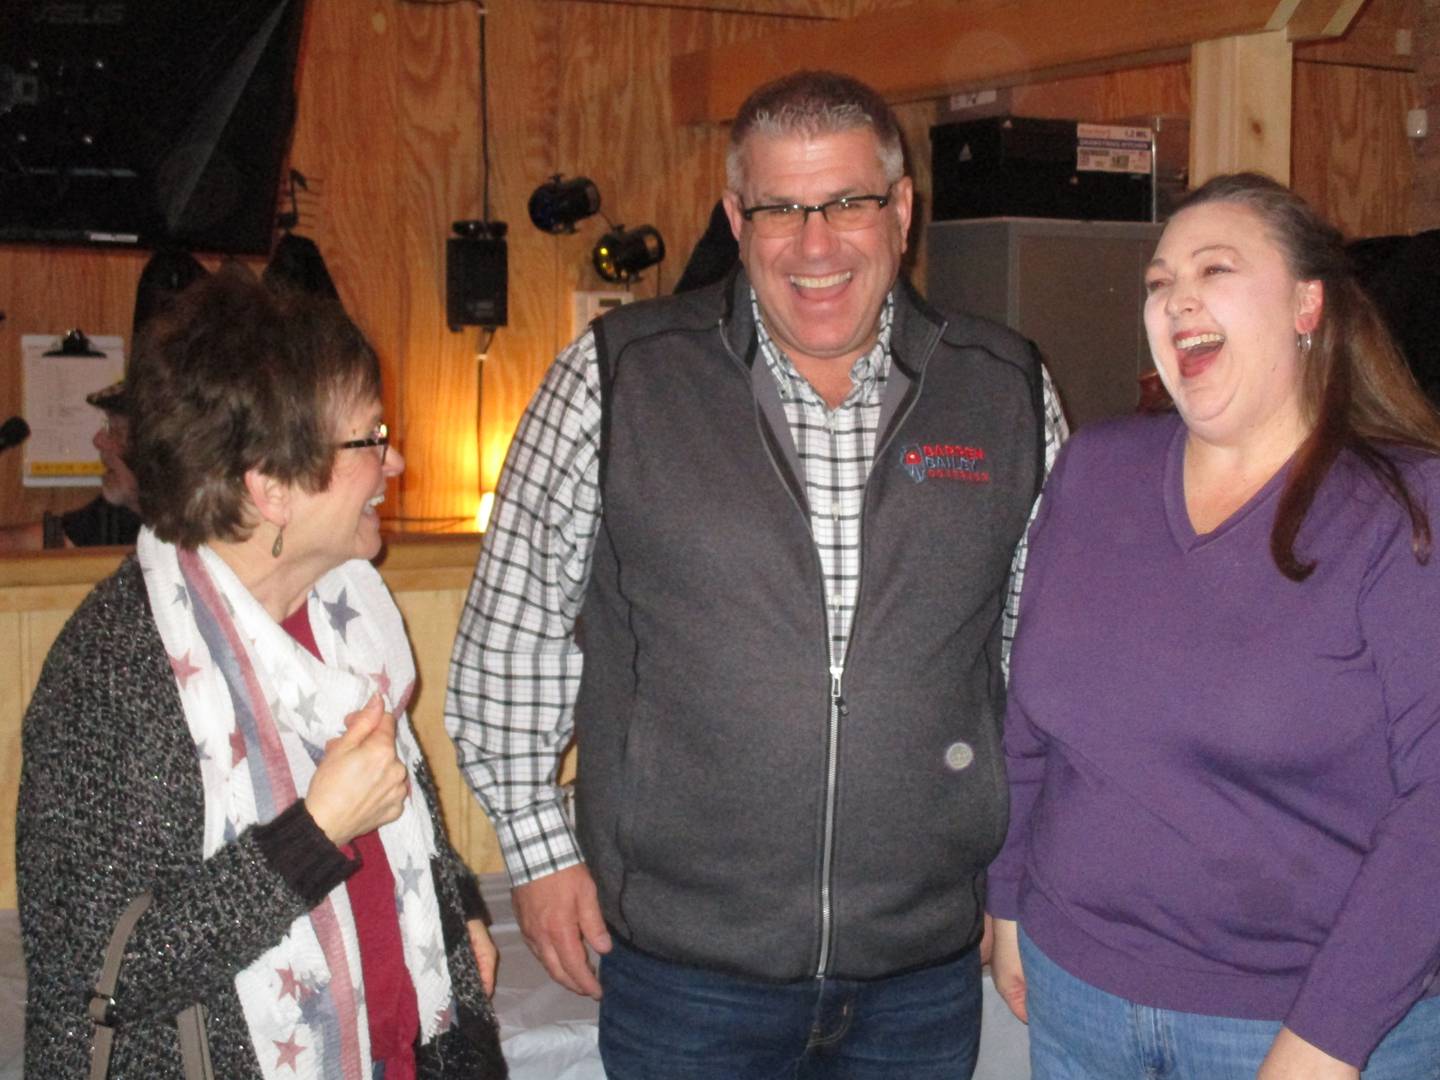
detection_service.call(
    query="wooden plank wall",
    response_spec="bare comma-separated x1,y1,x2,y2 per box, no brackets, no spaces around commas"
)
0,0,831,534
0,0,1424,526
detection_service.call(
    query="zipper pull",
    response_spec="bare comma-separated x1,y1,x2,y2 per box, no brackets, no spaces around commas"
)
829,664,848,717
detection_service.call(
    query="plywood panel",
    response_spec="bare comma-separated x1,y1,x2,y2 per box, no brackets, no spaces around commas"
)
558,3,715,303
1009,62,1192,122
291,4,409,519
0,612,20,907
1295,0,1419,69
670,0,1360,123
1292,61,1419,236
392,586,504,873
394,4,489,524
475,0,565,498
1190,31,1294,185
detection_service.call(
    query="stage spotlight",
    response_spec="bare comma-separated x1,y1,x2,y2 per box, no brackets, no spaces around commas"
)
593,225,665,283
528,175,601,234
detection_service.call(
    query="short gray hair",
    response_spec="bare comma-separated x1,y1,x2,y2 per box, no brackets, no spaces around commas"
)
725,70,905,193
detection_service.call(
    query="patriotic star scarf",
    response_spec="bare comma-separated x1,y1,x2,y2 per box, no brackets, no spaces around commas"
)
137,528,455,1080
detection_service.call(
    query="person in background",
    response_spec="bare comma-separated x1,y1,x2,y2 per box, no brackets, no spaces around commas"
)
446,69,1065,1079
19,269,507,1079
672,200,739,294
988,172,1440,1079
1,250,206,552
0,384,141,552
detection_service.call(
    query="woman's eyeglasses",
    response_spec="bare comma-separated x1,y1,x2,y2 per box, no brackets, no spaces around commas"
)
337,422,390,465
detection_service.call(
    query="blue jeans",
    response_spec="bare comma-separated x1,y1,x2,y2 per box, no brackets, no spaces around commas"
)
1019,928,1440,1079
597,936,982,1079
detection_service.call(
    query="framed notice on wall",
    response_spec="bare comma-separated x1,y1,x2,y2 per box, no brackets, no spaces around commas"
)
20,333,125,487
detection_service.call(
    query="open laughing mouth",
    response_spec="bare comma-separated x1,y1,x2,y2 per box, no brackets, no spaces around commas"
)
1173,331,1224,377
789,271,852,292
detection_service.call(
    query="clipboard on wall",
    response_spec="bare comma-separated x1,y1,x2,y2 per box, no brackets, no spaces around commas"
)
20,330,126,487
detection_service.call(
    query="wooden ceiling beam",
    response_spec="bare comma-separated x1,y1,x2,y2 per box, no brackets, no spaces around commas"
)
670,0,1366,124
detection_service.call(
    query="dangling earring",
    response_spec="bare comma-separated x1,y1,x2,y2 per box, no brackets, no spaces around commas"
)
271,524,285,558
1297,330,1314,354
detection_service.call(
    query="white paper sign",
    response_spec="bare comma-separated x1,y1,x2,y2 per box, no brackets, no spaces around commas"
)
21,333,125,487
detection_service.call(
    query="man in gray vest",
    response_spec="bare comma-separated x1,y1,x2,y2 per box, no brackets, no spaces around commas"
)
446,69,1065,1078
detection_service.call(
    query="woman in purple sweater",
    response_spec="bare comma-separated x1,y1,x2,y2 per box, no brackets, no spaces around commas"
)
987,173,1440,1079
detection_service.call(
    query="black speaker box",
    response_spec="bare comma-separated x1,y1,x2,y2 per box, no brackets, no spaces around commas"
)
447,236,509,329
931,117,1151,223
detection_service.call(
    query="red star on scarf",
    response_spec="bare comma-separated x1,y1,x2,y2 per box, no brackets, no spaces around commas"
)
371,665,392,698
230,729,247,766
275,966,301,1000
274,1034,304,1070
168,650,201,689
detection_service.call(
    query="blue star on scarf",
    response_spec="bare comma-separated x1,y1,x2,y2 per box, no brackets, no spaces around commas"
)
323,588,360,642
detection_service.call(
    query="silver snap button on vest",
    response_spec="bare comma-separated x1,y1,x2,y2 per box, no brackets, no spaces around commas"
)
945,741,975,771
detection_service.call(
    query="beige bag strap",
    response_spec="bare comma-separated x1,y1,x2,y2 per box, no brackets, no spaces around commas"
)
88,892,215,1080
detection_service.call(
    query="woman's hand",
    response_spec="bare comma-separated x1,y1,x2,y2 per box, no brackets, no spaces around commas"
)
305,694,410,847
467,919,499,997
1256,1028,1360,1080
989,917,1028,1023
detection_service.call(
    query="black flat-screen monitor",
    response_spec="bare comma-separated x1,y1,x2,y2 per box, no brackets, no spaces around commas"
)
0,0,307,255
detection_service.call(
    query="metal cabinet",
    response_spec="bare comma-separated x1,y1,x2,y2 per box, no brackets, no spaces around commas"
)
926,218,1164,431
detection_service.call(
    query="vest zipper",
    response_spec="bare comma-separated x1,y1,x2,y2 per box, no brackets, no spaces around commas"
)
815,661,846,975
811,354,930,978
721,313,940,979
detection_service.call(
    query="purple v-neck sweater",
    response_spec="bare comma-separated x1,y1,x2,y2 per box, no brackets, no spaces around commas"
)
988,412,1440,1067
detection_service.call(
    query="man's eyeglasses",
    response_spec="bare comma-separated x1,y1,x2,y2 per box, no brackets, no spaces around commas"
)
739,186,894,239
337,422,390,465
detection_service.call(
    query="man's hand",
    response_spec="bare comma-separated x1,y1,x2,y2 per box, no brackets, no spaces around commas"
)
989,917,1028,1023
466,918,499,998
512,863,612,999
1257,1028,1360,1080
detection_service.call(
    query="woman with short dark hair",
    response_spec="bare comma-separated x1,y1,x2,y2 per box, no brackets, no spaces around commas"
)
19,270,507,1079
988,174,1440,1079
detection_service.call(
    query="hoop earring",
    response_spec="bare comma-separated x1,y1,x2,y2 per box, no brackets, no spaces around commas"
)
271,525,285,559
1298,330,1313,354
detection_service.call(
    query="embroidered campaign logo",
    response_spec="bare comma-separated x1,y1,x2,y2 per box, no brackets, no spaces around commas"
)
899,442,990,484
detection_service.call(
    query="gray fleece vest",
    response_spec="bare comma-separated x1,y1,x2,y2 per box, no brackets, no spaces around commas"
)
574,270,1044,981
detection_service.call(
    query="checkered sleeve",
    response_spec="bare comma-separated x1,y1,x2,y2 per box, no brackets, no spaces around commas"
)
445,330,603,886
1001,364,1068,682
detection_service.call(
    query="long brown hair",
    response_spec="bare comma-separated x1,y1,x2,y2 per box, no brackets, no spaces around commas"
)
1171,173,1440,581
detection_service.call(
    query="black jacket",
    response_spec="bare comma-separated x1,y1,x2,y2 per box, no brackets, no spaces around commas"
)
18,558,506,1078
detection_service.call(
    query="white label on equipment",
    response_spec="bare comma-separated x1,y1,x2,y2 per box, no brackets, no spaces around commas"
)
1076,123,1153,174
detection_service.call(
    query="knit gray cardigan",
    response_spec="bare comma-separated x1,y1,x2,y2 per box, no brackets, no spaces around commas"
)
18,557,506,1078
